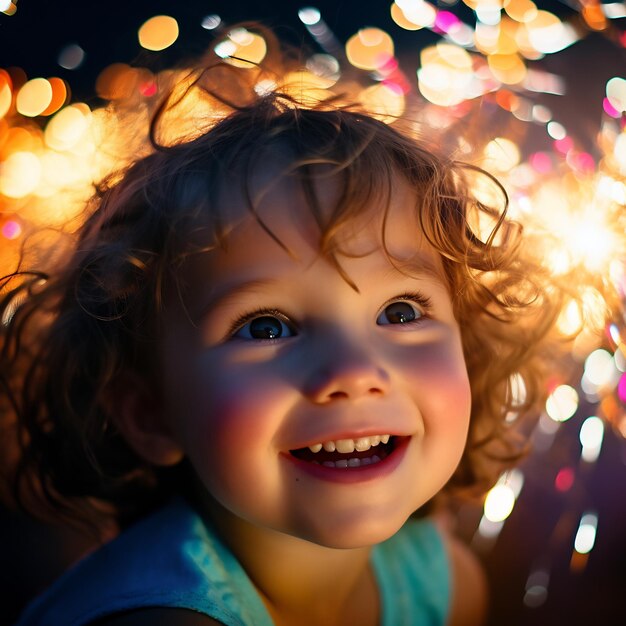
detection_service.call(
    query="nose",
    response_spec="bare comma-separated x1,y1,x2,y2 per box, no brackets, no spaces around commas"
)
303,340,390,404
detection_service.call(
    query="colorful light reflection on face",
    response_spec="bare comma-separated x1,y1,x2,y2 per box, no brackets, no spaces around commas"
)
156,171,471,550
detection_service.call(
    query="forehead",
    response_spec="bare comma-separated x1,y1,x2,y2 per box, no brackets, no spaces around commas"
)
210,161,440,271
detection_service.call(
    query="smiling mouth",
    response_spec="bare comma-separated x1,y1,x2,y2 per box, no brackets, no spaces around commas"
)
290,435,401,469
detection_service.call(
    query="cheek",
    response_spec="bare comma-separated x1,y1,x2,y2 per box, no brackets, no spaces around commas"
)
401,339,472,433
168,356,296,474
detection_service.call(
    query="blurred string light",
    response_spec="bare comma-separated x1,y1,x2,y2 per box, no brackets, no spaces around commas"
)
523,567,550,608
573,512,598,557
298,6,342,56
579,416,605,463
474,469,524,542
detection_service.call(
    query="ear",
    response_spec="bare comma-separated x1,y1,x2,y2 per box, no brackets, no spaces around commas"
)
111,375,185,467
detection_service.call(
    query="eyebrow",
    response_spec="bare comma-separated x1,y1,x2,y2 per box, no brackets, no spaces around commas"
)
378,253,448,286
192,278,280,322
192,253,446,321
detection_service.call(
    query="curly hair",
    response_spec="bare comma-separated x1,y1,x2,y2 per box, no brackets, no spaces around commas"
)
0,40,562,531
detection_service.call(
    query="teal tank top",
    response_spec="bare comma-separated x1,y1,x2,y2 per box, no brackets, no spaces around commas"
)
16,499,450,625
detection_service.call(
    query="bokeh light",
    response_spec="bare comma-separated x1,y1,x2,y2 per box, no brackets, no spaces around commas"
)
484,484,516,522
584,349,618,387
138,15,179,51
554,467,575,492
43,104,91,154
201,15,222,30
58,44,85,70
525,10,576,54
0,151,41,198
346,28,394,71
0,1,16,16
606,77,626,112
546,385,579,422
0,71,12,119
574,513,598,554
391,0,437,30
215,28,268,68
41,78,68,116
579,416,604,463
417,43,473,106
1,219,22,240
483,137,520,172
298,7,322,25
16,78,52,117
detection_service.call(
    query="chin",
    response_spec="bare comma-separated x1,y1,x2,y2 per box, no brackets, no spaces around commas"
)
293,507,414,550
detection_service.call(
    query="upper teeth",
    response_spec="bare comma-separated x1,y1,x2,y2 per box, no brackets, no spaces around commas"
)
308,435,390,454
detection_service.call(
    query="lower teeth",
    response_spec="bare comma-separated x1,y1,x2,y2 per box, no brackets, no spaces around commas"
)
316,455,382,469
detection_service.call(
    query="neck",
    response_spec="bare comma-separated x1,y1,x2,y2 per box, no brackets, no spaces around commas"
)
197,494,379,626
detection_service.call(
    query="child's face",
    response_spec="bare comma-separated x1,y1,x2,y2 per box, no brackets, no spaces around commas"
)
158,168,471,549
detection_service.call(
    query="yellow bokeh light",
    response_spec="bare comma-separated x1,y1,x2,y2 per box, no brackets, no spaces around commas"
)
488,53,527,84
504,0,537,22
96,64,140,101
390,2,423,30
346,28,394,71
0,1,16,16
474,23,500,55
557,300,582,335
138,15,179,51
0,80,11,119
567,215,616,272
279,71,335,106
359,83,406,123
39,151,81,189
215,29,267,68
391,0,436,29
614,132,626,174
16,78,53,117
0,150,41,198
44,104,91,152
417,44,473,106
463,0,504,9
546,384,578,422
41,77,68,116
525,10,575,54
484,484,516,522
483,137,521,172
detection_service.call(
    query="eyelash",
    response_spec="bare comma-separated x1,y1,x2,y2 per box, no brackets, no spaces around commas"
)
226,291,433,339
226,308,292,339
381,292,432,317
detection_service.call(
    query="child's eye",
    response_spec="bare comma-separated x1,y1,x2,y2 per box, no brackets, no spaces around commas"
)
376,295,429,326
233,314,296,340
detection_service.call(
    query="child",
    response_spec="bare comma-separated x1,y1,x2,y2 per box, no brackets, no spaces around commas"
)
2,29,559,626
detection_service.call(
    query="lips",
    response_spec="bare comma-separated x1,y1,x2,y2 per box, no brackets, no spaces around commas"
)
284,435,411,483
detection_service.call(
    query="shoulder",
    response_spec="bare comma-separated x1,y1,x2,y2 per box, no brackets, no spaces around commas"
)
441,531,488,626
91,607,223,625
